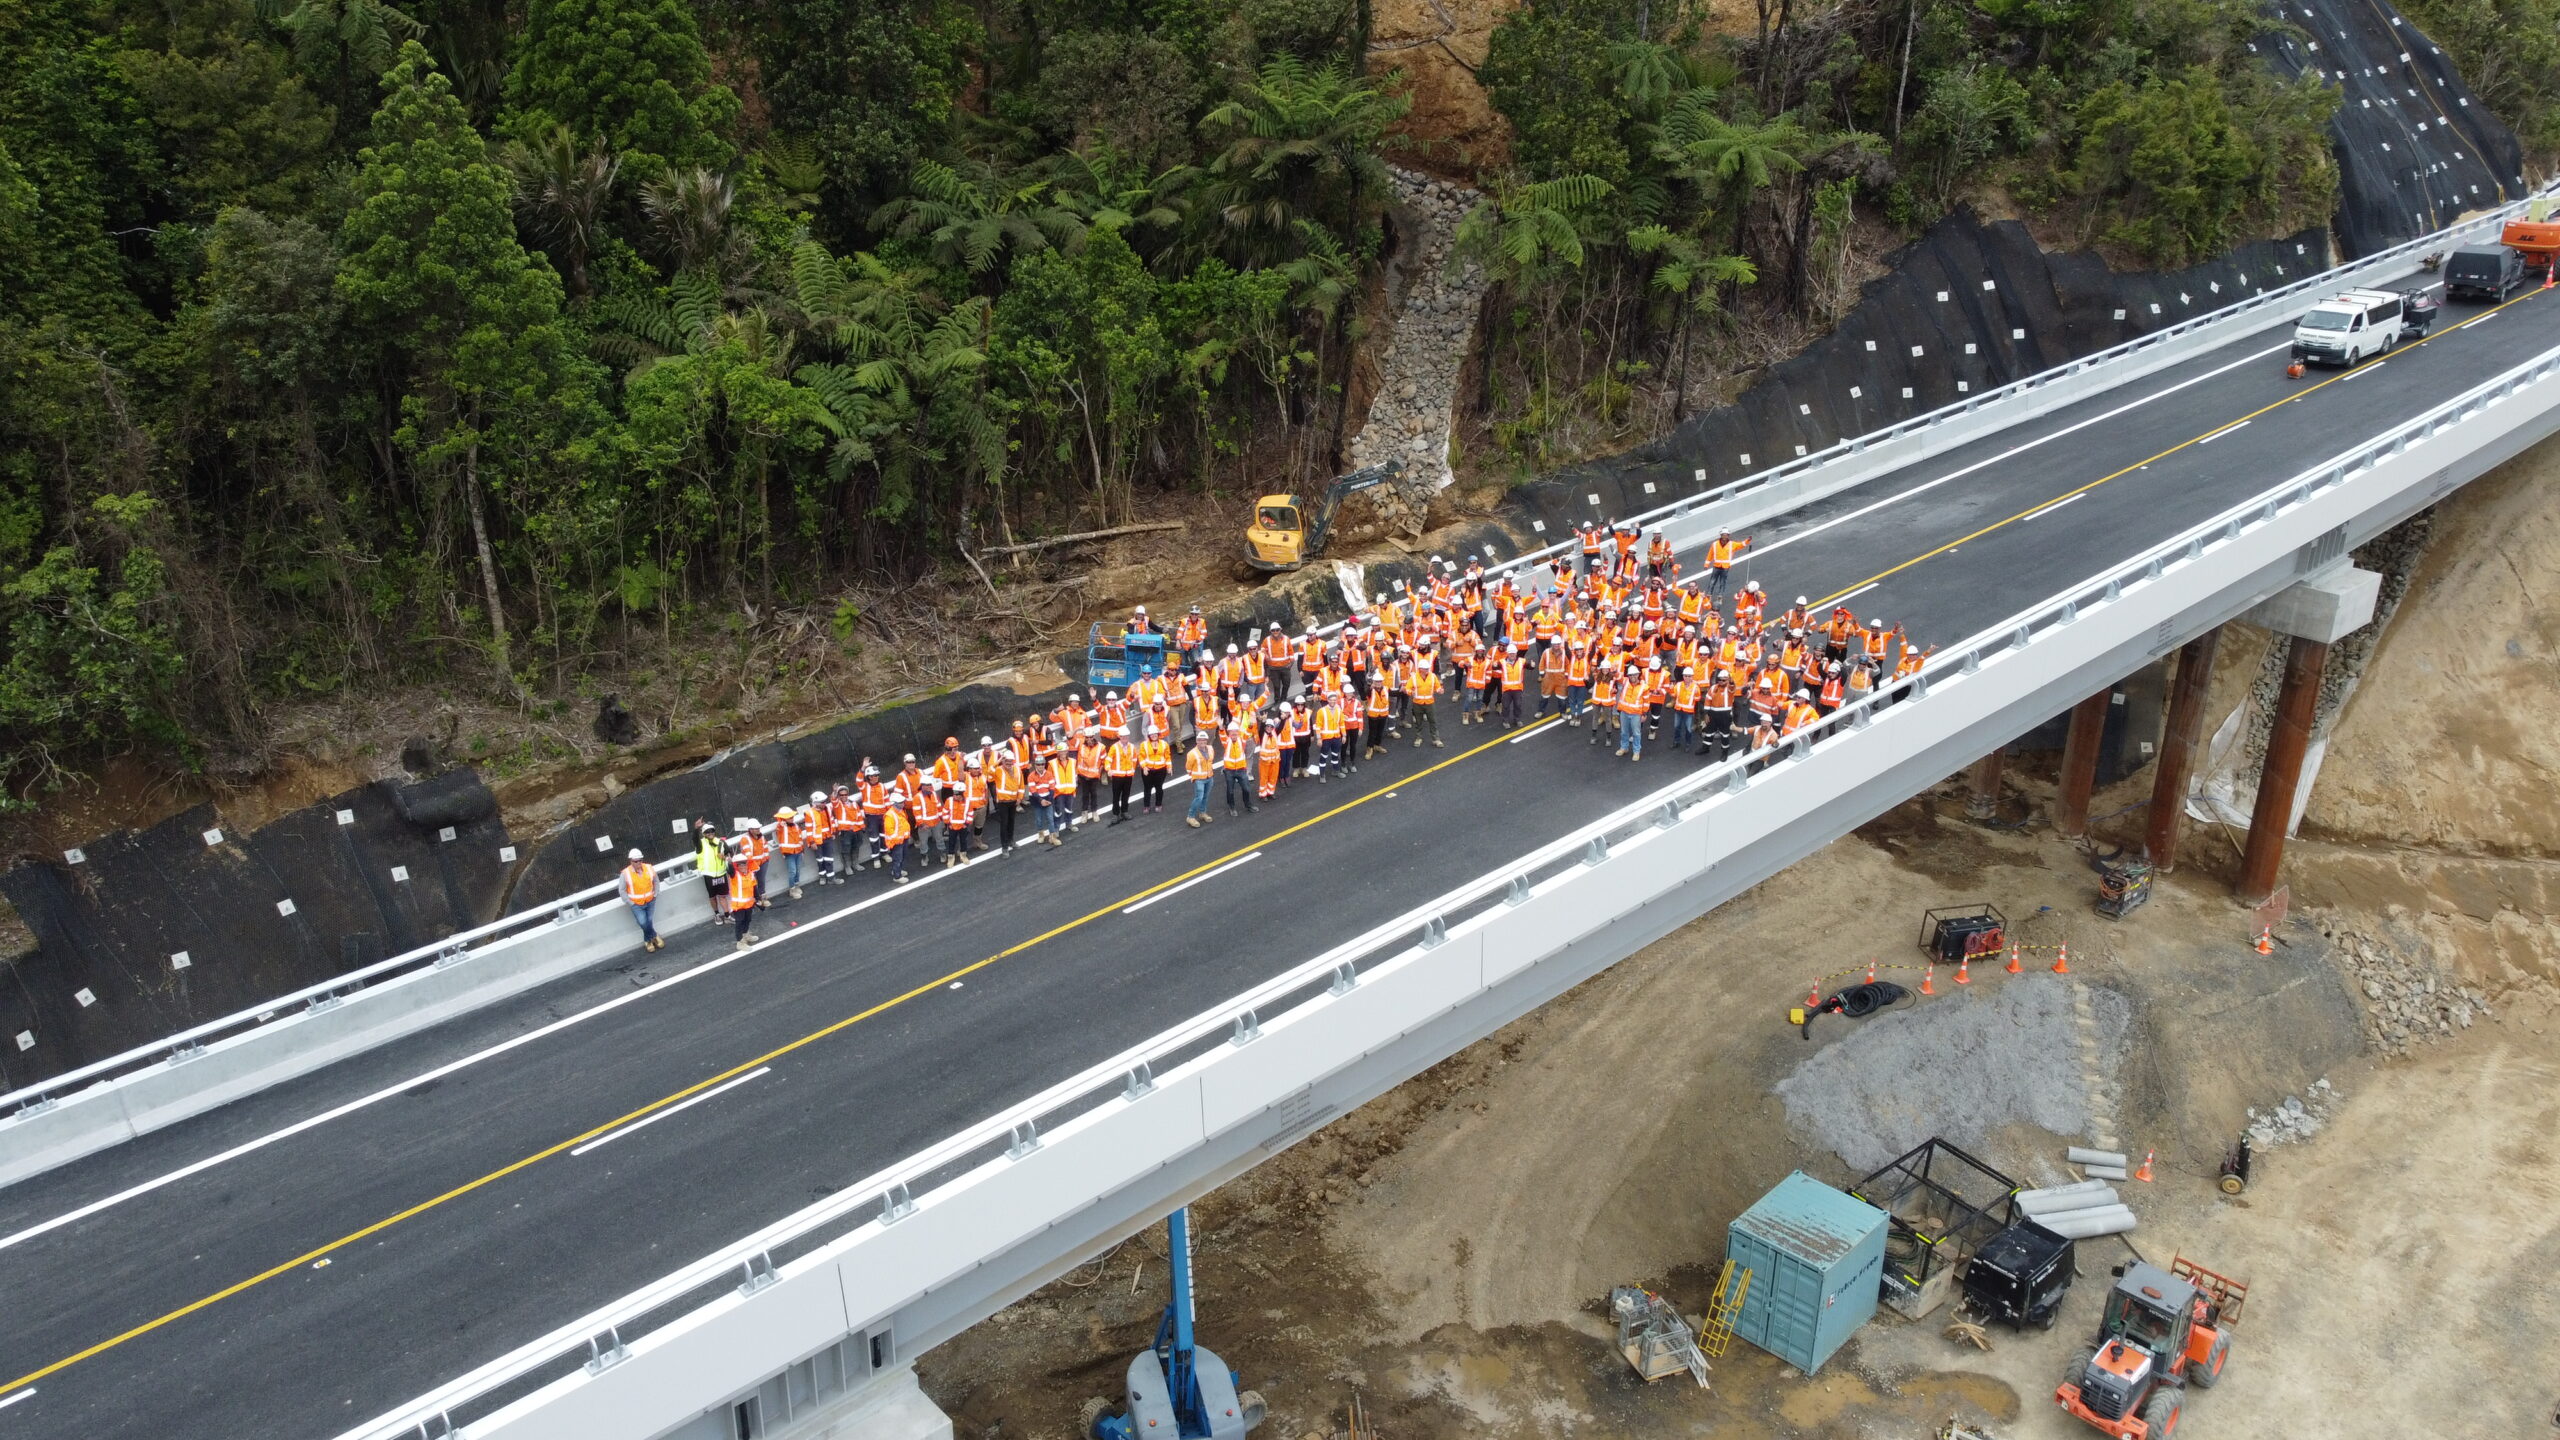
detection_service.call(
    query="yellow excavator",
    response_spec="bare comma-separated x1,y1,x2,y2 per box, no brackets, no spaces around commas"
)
1242,460,1403,573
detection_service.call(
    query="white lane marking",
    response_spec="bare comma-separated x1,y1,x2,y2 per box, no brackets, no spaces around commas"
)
2026,494,2087,520
2341,361,2387,381
0,1388,33,1410
1830,582,1881,605
0,845,979,1251
1753,341,2292,561
2198,419,2254,444
1121,853,1260,914
1505,720,1559,744
570,1068,770,1157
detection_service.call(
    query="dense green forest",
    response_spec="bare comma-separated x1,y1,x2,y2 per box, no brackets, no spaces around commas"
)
0,0,2361,803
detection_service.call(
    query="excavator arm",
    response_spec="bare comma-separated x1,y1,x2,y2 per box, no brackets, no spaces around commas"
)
1302,460,1404,557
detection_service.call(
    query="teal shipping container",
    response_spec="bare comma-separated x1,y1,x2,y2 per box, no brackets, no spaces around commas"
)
1725,1171,1888,1375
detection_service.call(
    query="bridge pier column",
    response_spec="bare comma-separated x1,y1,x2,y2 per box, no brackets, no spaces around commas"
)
2238,638,2326,906
2054,690,2112,839
1965,748,2005,822
2232,563,2381,906
2144,628,2222,873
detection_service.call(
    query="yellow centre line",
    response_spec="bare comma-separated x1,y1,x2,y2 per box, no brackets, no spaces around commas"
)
1812,282,2550,608
3,712,1563,1396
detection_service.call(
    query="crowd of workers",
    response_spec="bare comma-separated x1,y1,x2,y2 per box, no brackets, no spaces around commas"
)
620,521,1932,951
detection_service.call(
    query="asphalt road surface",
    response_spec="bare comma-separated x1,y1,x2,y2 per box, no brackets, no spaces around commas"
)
1,275,2549,1440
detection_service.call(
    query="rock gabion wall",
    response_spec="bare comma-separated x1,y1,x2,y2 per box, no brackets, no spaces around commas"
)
1348,167,1489,500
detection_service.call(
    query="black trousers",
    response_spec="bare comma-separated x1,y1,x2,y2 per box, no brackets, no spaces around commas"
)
994,799,1016,848
1110,775,1133,817
1141,769,1167,808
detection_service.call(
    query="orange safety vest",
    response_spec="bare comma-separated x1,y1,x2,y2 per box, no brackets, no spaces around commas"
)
739,830,769,866
1106,740,1138,778
1366,683,1392,717
829,794,860,830
1264,629,1292,666
880,808,911,846
1501,656,1527,691
1315,704,1345,739
726,865,757,909
1567,649,1591,684
1864,626,1891,661
1048,755,1076,794
1140,738,1171,772
775,816,803,854
1185,745,1214,781
1619,675,1654,714
1783,699,1819,735
913,790,943,826
1409,667,1440,703
1464,655,1492,689
860,779,891,816
1221,732,1250,770
1672,680,1700,713
1075,741,1104,779
803,804,832,843
1592,672,1618,707
994,763,1024,803
621,861,656,904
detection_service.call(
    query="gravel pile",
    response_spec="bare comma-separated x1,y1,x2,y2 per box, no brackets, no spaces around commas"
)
1348,167,1488,500
2244,1077,2333,1149
2328,926,2492,1056
1774,975,2128,1175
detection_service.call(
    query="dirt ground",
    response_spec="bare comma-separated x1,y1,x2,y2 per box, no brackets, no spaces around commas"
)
917,780,2560,1440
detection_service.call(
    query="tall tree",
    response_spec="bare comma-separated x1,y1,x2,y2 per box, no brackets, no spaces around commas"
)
501,0,737,175
1199,55,1410,262
337,41,593,685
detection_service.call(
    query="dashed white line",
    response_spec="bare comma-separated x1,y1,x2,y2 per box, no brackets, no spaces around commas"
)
2199,419,2255,444
0,1389,33,1410
571,1068,771,1156
2340,361,2387,381
1830,582,1882,605
2026,494,2087,520
1122,853,1261,914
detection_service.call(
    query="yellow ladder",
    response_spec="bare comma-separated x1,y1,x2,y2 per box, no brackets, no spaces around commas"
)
1698,1260,1752,1359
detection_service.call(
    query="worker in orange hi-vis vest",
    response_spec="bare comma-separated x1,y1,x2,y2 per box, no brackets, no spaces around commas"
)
1255,723,1283,800
1220,722,1256,815
1105,733,1139,824
773,804,806,900
826,784,860,881
619,849,661,952
991,752,1025,849
1496,644,1528,730
723,844,759,949
879,801,914,884
1138,734,1172,815
1407,659,1443,749
737,822,772,909
1183,734,1216,827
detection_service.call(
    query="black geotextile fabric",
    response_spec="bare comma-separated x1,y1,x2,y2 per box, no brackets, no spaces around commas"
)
0,776,508,1087
510,519,1521,908
1511,211,2333,536
2261,0,2527,257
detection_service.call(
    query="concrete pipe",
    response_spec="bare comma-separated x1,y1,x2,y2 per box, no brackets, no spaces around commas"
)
2066,1147,2129,1168
2037,1205,2138,1240
2018,1187,2120,1217
2017,1179,2113,1203
2083,1164,2130,1181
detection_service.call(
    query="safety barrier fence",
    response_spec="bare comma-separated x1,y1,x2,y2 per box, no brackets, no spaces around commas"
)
10,186,2544,1168
346,334,2560,1440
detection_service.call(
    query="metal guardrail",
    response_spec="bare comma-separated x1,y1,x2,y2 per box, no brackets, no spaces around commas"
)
355,331,2560,1440
21,187,2548,1129
0,845,716,1118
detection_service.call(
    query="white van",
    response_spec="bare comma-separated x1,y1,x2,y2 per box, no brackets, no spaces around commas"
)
2289,289,2422,368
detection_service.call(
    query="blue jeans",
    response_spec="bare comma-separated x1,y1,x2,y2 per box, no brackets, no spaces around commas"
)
1187,778,1211,820
1619,711,1643,756
1670,712,1694,750
626,898,656,944
784,852,802,889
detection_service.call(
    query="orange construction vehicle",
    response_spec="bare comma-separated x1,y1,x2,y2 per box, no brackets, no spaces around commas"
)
2056,1256,2247,1439
2502,217,2560,278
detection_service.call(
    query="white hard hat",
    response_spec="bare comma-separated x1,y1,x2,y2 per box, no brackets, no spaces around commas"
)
1226,643,1239,654
1106,691,1119,701
627,847,644,860
1870,618,1885,628
1796,595,1808,605
1134,604,1147,613
810,791,825,803
901,752,916,762
979,735,993,746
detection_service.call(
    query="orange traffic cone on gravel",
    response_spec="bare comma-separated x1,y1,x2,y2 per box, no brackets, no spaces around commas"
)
2134,1149,2156,1183
1955,955,1971,986
1807,980,1822,1007
1866,958,1879,984
1921,964,1937,996
2006,943,2023,975
2253,928,2274,955
2051,944,2071,975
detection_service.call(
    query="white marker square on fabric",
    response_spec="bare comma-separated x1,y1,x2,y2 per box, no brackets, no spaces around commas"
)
500,845,518,862
74,989,96,1008
171,951,191,970
63,848,84,865
337,809,356,826
391,866,410,882
203,828,225,847
593,835,614,853
14,1033,31,1052
439,826,457,842
277,899,298,917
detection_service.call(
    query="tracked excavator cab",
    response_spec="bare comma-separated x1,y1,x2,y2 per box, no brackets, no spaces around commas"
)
1244,497,1307,570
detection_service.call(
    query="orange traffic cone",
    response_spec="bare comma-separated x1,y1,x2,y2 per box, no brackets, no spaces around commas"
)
1920,964,1937,996
1866,958,1878,984
2006,943,2023,975
2051,944,2071,975
1955,955,1971,986
2253,928,2274,955
2134,1149,2156,1183
1807,980,1822,1007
